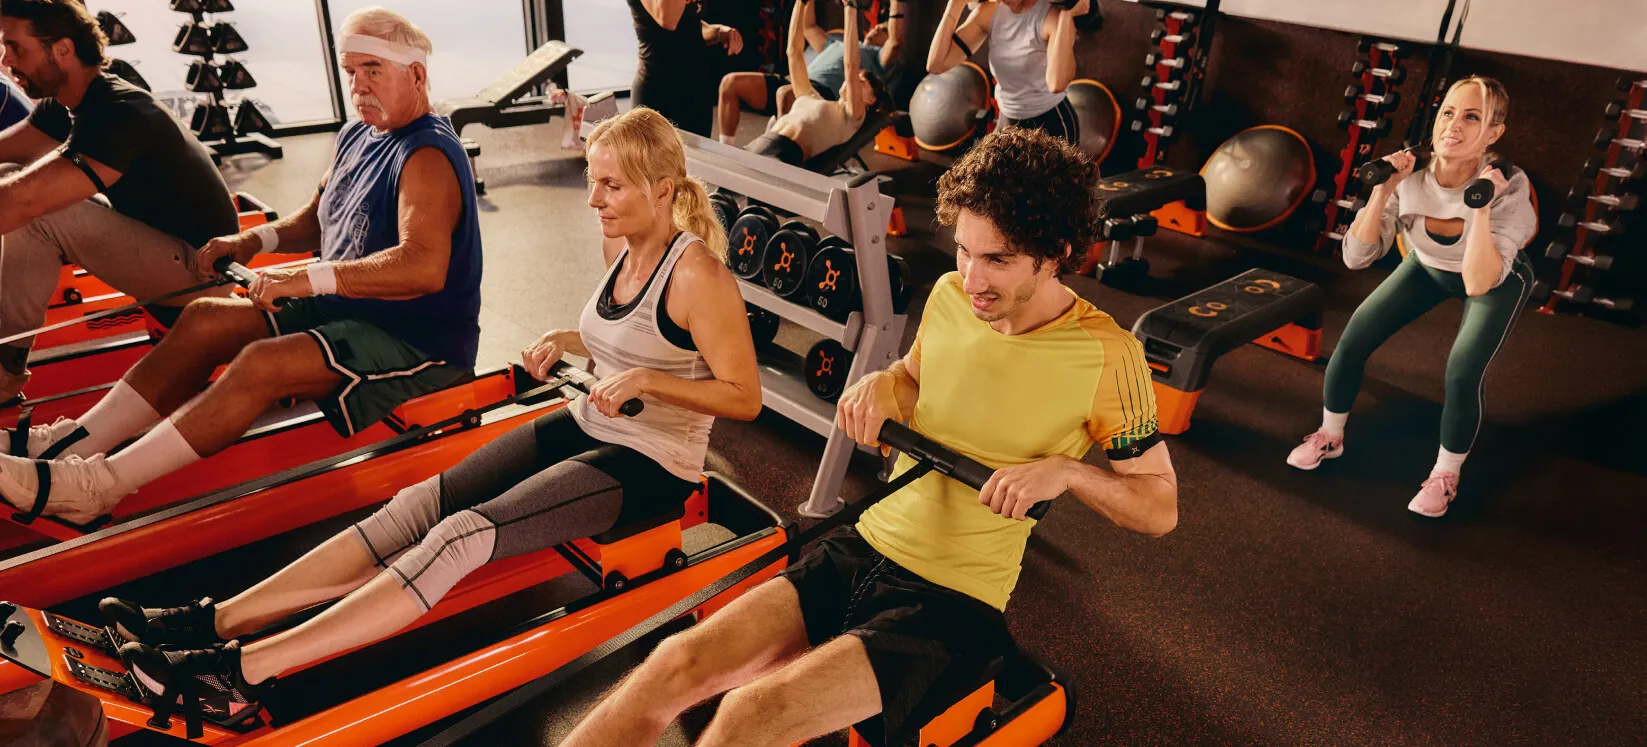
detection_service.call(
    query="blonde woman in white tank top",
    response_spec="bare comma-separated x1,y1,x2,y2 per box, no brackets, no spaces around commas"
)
102,109,762,703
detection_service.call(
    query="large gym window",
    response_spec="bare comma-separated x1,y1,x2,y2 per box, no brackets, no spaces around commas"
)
325,0,534,106
563,0,639,93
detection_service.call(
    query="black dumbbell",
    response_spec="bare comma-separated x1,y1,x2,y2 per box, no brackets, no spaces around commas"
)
1129,120,1176,139
1155,8,1197,24
1133,97,1180,117
710,192,740,234
1336,111,1394,138
1141,75,1184,92
189,102,233,141
1311,188,1369,214
1103,215,1136,242
1594,128,1647,151
1579,156,1647,182
747,303,780,346
1356,38,1409,59
762,222,820,298
169,0,203,11
97,10,136,46
805,237,859,320
1557,212,1626,236
1462,162,1513,210
185,60,223,93
1544,242,1615,270
1616,75,1644,92
1343,85,1399,110
1603,100,1647,121
201,0,235,12
1149,29,1191,45
1145,52,1187,70
173,21,213,56
217,58,257,89
726,205,779,279
1350,61,1406,84
804,339,854,401
208,22,249,54
1566,184,1640,212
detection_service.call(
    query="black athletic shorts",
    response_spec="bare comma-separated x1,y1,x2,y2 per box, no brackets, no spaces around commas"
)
1005,97,1080,147
745,132,806,167
780,527,1015,746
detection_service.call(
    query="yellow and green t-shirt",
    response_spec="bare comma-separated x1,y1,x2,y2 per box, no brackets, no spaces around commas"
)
856,272,1159,611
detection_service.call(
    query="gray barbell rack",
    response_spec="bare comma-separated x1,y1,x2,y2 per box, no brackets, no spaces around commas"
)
581,119,907,518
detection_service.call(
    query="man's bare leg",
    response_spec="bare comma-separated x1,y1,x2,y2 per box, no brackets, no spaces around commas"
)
166,332,339,456
695,635,882,747
562,578,812,747
123,298,272,418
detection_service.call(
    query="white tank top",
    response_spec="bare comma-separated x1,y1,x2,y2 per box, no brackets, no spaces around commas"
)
989,0,1065,121
571,232,714,481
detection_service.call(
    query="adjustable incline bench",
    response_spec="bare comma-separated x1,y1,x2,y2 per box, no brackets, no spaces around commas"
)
434,41,583,194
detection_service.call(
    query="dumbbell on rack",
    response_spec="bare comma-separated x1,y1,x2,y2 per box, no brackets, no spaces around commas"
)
1349,61,1406,84
1149,29,1192,45
1095,214,1157,287
726,205,779,279
804,339,854,401
1356,38,1409,58
1133,98,1179,117
761,219,822,299
1311,189,1367,215
710,192,739,234
1129,121,1176,139
1567,184,1640,212
1557,212,1627,236
1155,8,1197,23
1336,111,1394,137
1343,85,1399,111
747,303,780,346
1545,241,1615,270
1579,156,1647,181
803,239,914,321
1145,52,1187,70
1603,100,1647,121
1593,130,1646,151
1141,75,1183,93
1531,281,1634,311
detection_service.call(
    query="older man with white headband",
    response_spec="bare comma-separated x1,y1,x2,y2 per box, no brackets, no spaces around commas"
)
0,7,484,528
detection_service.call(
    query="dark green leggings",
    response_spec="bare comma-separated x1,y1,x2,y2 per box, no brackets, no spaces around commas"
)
1324,250,1535,453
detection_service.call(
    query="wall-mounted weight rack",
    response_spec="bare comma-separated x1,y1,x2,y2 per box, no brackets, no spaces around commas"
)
678,132,909,518
171,0,282,163
95,9,149,91
1313,37,1408,253
1535,74,1643,318
1132,2,1217,172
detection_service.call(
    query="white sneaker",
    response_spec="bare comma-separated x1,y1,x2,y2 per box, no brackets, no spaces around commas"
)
2,416,86,458
0,452,123,525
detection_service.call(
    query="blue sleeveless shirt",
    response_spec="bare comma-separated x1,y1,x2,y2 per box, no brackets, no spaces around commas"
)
317,115,482,368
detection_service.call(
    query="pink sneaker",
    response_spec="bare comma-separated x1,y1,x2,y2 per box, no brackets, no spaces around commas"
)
1408,471,1459,517
1286,430,1343,470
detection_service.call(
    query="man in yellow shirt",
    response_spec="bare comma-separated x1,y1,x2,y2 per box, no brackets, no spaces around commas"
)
565,128,1178,747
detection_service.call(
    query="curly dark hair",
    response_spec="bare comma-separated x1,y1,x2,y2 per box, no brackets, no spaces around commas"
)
936,127,1100,274
0,0,107,68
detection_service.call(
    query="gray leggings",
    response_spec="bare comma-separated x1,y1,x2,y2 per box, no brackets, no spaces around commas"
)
352,408,699,610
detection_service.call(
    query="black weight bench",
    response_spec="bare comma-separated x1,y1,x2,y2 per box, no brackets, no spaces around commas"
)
805,108,895,176
1132,268,1324,434
437,41,582,196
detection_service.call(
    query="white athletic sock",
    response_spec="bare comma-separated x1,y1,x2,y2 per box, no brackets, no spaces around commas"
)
1433,446,1467,475
718,133,737,146
1320,408,1349,438
74,381,162,456
106,419,200,494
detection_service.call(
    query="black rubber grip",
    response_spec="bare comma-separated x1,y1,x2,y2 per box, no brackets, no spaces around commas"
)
213,257,289,307
878,422,1051,520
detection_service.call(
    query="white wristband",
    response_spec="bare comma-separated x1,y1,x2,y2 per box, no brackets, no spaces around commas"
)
306,262,338,296
250,223,279,253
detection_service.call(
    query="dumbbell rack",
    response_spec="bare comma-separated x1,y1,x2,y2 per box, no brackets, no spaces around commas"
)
1537,75,1644,317
171,0,282,163
95,10,147,90
678,132,908,518
1133,2,1216,170
1313,37,1407,253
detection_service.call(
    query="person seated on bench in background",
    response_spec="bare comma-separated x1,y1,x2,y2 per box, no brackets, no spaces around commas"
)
102,106,762,706
0,0,239,402
1286,76,1536,519
628,0,746,137
715,0,906,144
563,127,1177,747
743,0,891,168
0,8,482,525
927,0,1086,145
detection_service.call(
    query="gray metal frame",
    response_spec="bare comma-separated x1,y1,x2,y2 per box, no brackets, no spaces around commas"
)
674,132,908,517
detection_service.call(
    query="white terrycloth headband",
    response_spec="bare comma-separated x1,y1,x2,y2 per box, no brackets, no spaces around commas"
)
339,34,427,67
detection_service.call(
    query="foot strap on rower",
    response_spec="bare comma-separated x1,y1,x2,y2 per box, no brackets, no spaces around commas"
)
39,427,89,461
9,461,50,525
145,679,205,740
9,407,30,457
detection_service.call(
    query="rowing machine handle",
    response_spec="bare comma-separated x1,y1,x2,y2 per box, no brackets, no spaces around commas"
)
213,257,289,307
556,364,645,417
877,421,1052,520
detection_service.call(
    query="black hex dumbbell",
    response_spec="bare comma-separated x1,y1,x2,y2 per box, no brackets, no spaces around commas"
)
1356,38,1410,59
1129,120,1176,139
1350,61,1406,85
1149,28,1192,46
1557,212,1627,236
1145,52,1187,70
1594,128,1647,152
1133,97,1180,117
1566,183,1640,212
1141,75,1184,92
1337,110,1394,138
1545,241,1616,270
1343,84,1399,111
1579,156,1647,182
1311,188,1368,214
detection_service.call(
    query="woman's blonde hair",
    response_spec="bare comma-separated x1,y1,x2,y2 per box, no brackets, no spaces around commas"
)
1442,75,1509,153
586,108,727,259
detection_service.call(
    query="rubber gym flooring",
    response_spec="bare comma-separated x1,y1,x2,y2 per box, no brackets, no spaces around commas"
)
184,109,1647,746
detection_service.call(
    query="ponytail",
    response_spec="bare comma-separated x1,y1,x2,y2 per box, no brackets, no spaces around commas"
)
673,176,727,260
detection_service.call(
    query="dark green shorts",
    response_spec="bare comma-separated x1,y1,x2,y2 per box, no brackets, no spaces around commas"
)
264,298,473,437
